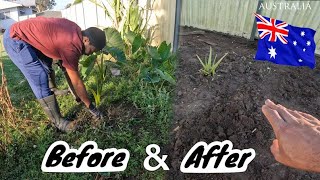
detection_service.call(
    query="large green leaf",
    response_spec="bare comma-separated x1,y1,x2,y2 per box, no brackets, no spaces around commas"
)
128,5,140,31
147,46,161,60
80,54,97,78
104,28,125,51
132,34,143,54
148,74,160,83
155,68,176,84
124,30,137,44
158,41,171,60
105,47,127,64
80,54,97,67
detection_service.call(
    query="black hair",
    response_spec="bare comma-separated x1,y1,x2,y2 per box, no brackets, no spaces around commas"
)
82,27,106,51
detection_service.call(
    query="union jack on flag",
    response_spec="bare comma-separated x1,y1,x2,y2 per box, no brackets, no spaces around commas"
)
254,13,316,69
255,13,289,44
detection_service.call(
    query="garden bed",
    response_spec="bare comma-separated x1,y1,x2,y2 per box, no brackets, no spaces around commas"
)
168,26,320,179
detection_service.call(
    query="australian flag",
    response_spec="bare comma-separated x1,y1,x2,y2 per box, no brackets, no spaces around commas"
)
254,13,316,69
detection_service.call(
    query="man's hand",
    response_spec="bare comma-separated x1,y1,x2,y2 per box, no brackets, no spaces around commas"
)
262,99,320,172
88,103,104,120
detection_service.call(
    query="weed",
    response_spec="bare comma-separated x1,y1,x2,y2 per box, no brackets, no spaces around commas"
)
196,47,228,76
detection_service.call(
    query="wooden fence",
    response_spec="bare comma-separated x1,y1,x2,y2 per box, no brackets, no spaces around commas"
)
180,0,320,54
61,0,176,46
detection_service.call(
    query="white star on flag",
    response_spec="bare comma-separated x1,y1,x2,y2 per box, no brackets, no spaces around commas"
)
268,46,277,59
307,41,311,46
301,31,305,36
293,41,297,46
298,59,303,62
303,48,306,52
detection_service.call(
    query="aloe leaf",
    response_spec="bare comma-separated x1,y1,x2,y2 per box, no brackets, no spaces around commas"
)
213,53,228,70
196,55,206,68
208,47,213,67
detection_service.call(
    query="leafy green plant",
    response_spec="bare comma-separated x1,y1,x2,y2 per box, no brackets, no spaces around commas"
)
80,27,127,106
121,30,175,84
90,0,154,41
140,42,175,84
81,1,175,106
89,54,106,106
196,47,228,76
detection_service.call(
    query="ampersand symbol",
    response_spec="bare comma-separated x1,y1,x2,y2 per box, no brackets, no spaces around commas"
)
143,144,169,171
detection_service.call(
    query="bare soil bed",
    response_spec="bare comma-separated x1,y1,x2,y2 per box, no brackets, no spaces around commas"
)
168,27,320,179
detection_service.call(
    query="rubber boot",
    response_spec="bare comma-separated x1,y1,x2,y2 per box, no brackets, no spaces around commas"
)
48,71,69,96
38,95,77,132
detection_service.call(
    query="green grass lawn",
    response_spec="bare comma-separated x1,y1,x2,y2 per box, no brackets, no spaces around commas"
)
0,54,174,179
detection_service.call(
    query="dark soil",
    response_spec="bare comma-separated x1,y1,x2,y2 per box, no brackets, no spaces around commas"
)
168,27,320,180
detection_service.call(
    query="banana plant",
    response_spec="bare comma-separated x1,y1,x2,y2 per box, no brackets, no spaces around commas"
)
89,0,153,39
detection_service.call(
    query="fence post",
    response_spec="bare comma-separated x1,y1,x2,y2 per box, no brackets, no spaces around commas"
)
173,0,182,53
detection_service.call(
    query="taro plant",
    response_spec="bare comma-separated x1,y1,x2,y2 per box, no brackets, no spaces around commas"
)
196,47,228,76
81,0,175,104
80,27,126,106
121,30,175,84
140,42,175,84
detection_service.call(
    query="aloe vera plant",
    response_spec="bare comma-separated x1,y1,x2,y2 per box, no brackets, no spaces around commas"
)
196,47,228,76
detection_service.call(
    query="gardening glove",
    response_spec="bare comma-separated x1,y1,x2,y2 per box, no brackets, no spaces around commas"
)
88,103,104,120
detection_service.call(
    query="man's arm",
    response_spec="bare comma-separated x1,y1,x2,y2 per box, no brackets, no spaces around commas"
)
65,68,103,119
65,68,91,108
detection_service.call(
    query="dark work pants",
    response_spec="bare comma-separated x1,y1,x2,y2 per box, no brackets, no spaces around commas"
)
3,27,53,99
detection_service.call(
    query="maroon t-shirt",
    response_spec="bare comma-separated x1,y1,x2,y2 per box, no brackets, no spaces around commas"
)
10,17,83,71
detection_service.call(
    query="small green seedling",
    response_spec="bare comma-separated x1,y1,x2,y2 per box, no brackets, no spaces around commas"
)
196,47,228,76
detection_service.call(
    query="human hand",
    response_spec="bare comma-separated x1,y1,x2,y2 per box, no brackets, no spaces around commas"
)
262,99,320,172
88,103,104,120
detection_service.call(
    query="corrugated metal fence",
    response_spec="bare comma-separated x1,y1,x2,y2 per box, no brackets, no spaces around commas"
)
181,0,320,54
61,0,175,46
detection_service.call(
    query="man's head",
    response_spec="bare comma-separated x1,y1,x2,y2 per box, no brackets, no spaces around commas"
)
82,27,106,55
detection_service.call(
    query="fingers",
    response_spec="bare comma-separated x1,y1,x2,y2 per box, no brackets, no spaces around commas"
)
266,99,302,119
299,111,319,122
262,104,285,138
285,109,304,119
265,99,278,109
264,99,299,124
